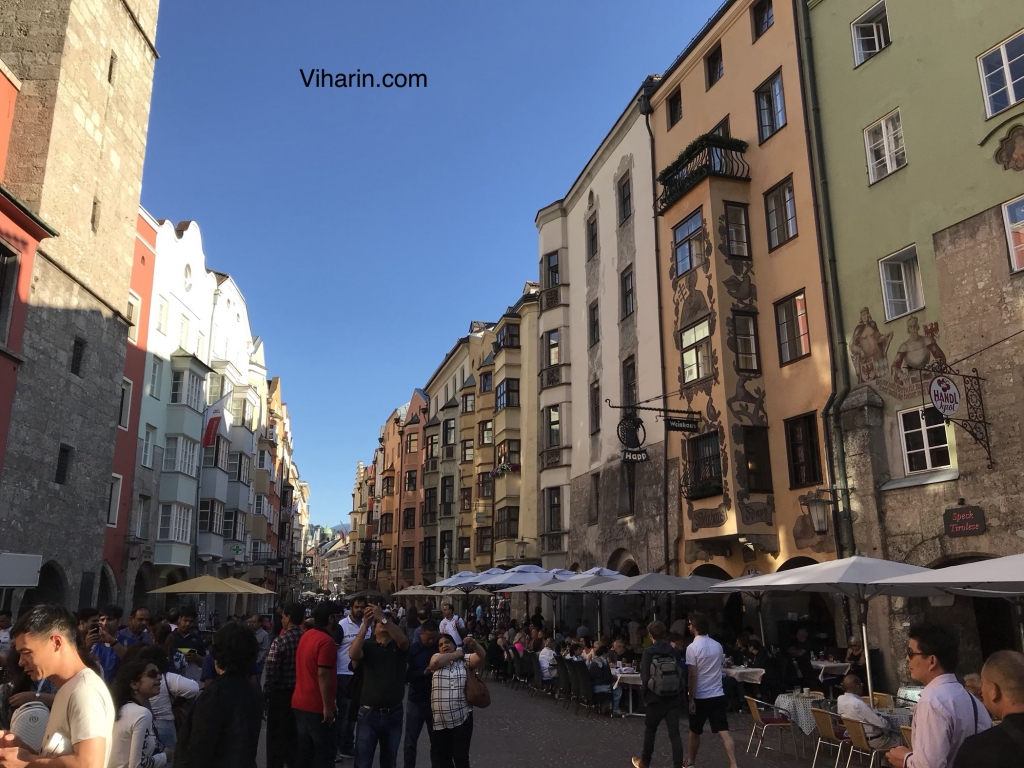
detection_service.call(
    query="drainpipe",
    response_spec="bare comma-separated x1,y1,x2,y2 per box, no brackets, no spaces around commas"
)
643,84,673,577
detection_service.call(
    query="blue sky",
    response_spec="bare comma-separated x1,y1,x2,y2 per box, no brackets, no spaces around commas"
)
141,0,723,527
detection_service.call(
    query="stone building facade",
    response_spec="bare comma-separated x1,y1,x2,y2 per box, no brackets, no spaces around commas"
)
0,0,160,611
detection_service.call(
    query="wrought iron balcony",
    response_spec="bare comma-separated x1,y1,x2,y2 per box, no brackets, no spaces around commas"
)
657,134,750,216
681,454,724,500
541,531,565,554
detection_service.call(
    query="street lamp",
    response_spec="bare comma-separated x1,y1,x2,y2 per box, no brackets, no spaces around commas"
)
800,488,837,536
516,539,527,560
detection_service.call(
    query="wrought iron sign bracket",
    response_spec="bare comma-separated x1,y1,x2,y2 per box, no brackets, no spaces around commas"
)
915,362,993,469
606,400,703,463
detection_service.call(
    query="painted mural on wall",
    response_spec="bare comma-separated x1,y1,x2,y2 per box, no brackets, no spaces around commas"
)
850,311,947,400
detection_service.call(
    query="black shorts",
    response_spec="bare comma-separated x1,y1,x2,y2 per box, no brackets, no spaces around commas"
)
689,695,729,734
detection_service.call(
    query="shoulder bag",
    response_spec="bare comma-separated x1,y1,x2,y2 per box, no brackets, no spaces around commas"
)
464,661,491,709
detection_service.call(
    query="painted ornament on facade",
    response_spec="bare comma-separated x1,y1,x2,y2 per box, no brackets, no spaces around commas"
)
994,124,1024,172
850,312,946,400
850,307,893,383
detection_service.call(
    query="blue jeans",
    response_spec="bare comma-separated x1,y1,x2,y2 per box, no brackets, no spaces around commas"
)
613,685,624,712
153,719,176,768
403,699,435,768
336,675,356,754
355,705,404,768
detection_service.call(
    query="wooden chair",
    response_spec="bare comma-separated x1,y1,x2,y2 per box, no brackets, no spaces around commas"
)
842,718,887,768
743,696,800,758
872,692,894,709
811,707,851,768
809,690,825,698
900,725,912,749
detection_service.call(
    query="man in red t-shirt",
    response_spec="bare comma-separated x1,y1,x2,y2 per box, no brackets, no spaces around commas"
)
292,603,338,768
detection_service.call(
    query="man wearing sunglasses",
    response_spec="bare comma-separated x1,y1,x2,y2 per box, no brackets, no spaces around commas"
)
887,624,991,768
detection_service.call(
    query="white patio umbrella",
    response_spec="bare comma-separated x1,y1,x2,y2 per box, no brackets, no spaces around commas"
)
576,566,628,579
708,555,937,702
475,564,554,588
393,585,441,597
431,570,480,589
582,572,724,595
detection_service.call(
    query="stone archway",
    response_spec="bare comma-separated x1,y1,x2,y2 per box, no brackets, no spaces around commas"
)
607,548,640,576
132,563,155,611
777,555,818,572
19,561,69,611
692,563,732,580
97,562,118,609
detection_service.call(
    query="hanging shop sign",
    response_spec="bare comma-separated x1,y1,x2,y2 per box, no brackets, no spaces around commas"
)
608,398,701,464
929,375,961,417
666,416,701,432
943,505,986,537
917,362,992,468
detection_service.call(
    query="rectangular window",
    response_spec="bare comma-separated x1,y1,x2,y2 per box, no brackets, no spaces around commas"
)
496,506,520,541
203,444,216,468
461,393,475,413
673,209,704,275
71,338,86,376
402,546,415,570
785,413,822,488
156,297,168,334
163,436,199,477
752,0,773,39
496,439,521,466
148,358,162,400
255,494,267,517
197,500,224,535
589,473,600,525
119,379,132,429
546,405,561,448
179,315,189,350
381,477,394,496
426,433,439,458
406,432,419,453
424,488,438,524
979,30,1024,117
475,526,492,554
586,215,599,261
879,245,924,319
685,432,723,499
545,251,559,288
158,504,192,544
545,330,560,367
495,379,520,410
588,301,600,346
865,109,906,183
195,332,205,360
405,469,417,491
441,476,454,516
107,475,122,526
899,406,951,473
458,536,470,561
477,472,493,499
743,427,774,493
1003,194,1024,272
496,324,520,349
478,420,493,446
682,319,712,383
55,445,72,485
666,88,683,128
618,175,632,223
589,381,601,435
222,508,236,541
403,508,416,530
479,372,493,392
461,439,474,463
775,291,811,365
724,203,750,258
170,371,183,404
545,487,561,534
706,44,724,88
755,70,787,143
734,313,761,373
126,293,141,343
765,177,798,250
442,419,456,445
142,425,156,468
422,537,437,567
459,487,472,512
216,436,229,471
852,1,891,66
622,356,637,407
621,268,635,318
379,513,393,533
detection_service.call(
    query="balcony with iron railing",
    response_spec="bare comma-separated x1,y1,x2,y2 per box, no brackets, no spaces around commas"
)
656,134,750,216
541,531,566,554
681,454,724,500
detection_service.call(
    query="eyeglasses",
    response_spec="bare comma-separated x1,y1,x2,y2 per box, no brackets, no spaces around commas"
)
142,669,161,679
905,649,927,659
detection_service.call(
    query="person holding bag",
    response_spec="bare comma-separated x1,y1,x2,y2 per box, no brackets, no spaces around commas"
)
428,635,485,768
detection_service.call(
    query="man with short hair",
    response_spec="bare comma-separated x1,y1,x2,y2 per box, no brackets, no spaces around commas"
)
249,613,271,674
887,624,992,768
350,604,410,768
837,674,900,750
265,603,305,768
0,604,115,768
116,606,151,648
336,597,370,759
631,621,685,768
685,612,738,768
403,618,439,768
293,603,338,768
169,606,206,681
438,604,464,648
953,650,1024,767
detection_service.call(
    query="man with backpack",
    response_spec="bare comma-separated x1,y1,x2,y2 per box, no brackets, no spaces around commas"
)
631,621,686,768
685,613,738,768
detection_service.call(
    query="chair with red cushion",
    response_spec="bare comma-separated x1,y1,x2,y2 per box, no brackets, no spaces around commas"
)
744,696,801,758
811,707,852,768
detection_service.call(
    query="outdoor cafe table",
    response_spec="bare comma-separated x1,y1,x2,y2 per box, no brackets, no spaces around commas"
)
612,671,644,717
723,666,765,684
897,685,924,704
774,692,827,735
878,707,914,730
810,659,851,682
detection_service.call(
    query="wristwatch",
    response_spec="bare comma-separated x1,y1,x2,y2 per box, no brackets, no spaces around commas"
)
380,617,389,626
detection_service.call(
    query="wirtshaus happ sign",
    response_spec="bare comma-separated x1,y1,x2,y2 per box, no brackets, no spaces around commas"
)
943,505,986,537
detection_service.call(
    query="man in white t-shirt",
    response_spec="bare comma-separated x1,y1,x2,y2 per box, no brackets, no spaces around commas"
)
334,598,370,758
684,613,738,768
0,604,114,768
438,603,465,647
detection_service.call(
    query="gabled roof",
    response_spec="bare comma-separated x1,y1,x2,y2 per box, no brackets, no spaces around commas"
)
460,375,476,390
441,397,458,411
406,414,421,425
479,352,495,368
425,415,441,427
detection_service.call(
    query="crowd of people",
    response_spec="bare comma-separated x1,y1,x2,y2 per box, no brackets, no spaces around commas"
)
1,600,1023,768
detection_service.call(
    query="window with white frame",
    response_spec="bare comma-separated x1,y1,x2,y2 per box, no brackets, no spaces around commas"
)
119,379,132,429
147,358,162,399
142,425,156,468
171,371,183,404
223,508,237,540
978,30,1024,117
682,319,712,383
158,503,192,543
156,296,168,334
126,293,141,343
755,70,786,143
162,436,199,477
255,493,268,518
765,177,798,249
258,449,270,470
879,245,923,320
899,406,951,474
195,332,205,360
851,1,891,66
1003,194,1024,272
864,109,906,183
186,372,202,410
107,474,121,526
179,315,189,350
198,499,225,535
673,208,704,275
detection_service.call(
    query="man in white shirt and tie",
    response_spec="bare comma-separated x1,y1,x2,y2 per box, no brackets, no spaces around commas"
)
837,674,900,750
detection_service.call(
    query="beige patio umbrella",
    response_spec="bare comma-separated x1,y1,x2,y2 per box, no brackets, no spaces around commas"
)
222,577,276,595
149,575,253,594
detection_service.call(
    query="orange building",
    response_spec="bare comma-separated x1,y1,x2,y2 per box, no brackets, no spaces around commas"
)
648,0,836,583
397,389,428,587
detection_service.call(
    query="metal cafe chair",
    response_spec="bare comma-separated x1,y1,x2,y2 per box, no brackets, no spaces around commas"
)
900,725,913,749
743,696,801,758
811,707,851,768
841,717,888,768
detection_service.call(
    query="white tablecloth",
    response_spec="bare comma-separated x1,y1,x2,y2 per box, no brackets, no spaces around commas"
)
613,672,641,689
774,693,827,735
810,660,851,682
724,666,765,684
879,707,914,730
897,685,924,704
